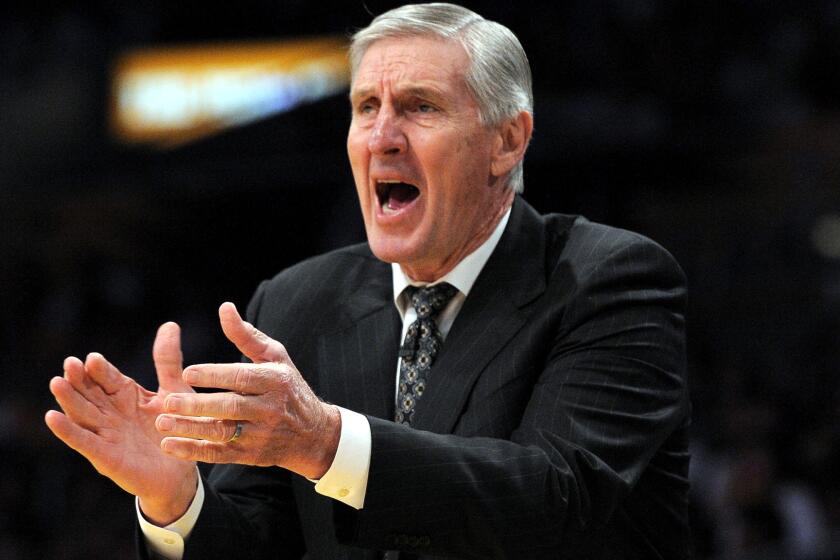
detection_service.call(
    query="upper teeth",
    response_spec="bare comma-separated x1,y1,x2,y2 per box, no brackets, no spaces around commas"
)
378,180,402,183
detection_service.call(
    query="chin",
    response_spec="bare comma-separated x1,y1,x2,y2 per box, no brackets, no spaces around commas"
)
368,238,408,265
367,233,424,266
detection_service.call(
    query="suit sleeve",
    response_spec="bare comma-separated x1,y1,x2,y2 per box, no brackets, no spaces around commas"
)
178,281,307,560
336,234,689,559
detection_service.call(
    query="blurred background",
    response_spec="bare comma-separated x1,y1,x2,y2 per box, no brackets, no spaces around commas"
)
2,1,840,558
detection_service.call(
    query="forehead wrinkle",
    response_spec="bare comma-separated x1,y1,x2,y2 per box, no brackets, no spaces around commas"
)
351,43,468,96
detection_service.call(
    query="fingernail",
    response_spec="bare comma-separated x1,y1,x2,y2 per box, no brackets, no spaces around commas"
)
183,368,198,384
164,395,181,411
157,415,174,431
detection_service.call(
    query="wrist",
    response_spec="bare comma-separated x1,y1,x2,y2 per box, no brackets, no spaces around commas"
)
138,467,198,526
306,404,342,480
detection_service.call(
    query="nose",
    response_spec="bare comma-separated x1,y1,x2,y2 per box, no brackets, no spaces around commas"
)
368,105,406,156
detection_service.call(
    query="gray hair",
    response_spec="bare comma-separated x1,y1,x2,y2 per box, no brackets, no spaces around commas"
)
349,3,533,193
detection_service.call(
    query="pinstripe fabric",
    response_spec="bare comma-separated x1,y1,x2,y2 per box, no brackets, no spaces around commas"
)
168,196,690,560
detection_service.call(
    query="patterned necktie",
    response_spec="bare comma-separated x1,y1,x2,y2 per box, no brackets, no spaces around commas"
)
395,282,458,426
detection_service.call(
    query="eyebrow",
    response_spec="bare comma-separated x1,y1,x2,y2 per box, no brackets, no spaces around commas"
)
349,83,449,104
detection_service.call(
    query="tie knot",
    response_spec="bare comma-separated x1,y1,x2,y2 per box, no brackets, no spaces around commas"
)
406,282,458,319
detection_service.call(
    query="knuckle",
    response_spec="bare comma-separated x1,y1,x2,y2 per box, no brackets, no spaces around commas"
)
198,440,221,463
250,328,271,353
233,366,251,393
246,322,261,338
223,395,244,418
212,419,228,440
253,400,274,422
254,365,276,388
274,365,294,387
259,332,287,359
186,397,201,416
170,417,187,435
174,419,190,436
252,327,267,343
189,420,205,438
254,328,273,347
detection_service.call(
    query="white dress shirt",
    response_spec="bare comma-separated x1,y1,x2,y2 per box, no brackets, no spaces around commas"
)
140,208,512,559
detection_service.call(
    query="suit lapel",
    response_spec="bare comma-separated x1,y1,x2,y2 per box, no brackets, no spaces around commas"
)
315,260,400,421
412,198,548,434
313,198,548,431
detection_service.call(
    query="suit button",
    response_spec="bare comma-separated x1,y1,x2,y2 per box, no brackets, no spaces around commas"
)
408,536,419,547
397,534,409,546
420,536,431,547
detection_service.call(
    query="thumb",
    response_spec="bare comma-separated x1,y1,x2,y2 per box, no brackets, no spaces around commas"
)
219,302,287,363
153,322,192,394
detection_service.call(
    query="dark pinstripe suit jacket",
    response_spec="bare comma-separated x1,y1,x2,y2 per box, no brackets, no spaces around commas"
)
178,196,691,559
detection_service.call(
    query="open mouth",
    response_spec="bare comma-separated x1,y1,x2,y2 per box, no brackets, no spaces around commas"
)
376,180,420,215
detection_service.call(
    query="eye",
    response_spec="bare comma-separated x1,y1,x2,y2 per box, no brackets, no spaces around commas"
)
354,99,378,115
416,103,436,113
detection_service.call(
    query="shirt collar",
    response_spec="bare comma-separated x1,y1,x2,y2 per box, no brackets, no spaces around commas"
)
391,207,512,315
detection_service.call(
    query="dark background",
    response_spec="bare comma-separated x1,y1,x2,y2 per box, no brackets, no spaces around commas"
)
2,1,840,558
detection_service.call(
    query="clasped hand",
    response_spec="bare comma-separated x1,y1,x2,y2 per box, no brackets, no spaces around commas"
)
45,302,340,524
158,303,340,478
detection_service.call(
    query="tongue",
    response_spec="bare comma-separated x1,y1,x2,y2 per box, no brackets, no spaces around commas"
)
388,183,419,210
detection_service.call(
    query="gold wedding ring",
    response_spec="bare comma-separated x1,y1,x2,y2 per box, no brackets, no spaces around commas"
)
228,421,243,443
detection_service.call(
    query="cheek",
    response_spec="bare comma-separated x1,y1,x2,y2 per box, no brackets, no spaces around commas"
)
347,135,363,170
347,137,369,196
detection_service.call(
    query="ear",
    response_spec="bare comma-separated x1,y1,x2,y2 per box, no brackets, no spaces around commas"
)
490,110,533,180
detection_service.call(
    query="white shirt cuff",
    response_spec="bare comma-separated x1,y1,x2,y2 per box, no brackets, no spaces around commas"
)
313,406,371,509
137,469,204,560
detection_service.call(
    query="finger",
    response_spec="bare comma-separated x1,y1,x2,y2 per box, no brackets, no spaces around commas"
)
62,356,89,387
49,376,106,429
153,322,192,394
156,414,241,443
161,437,236,464
44,409,102,458
182,362,279,394
63,356,108,402
163,392,253,420
85,352,130,395
219,302,287,363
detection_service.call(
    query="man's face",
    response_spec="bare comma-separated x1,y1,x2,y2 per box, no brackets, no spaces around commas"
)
347,36,512,281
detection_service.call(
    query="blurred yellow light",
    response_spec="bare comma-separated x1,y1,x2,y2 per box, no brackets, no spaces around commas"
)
110,37,349,147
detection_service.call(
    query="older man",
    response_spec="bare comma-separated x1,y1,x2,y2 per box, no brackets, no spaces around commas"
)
46,4,690,559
